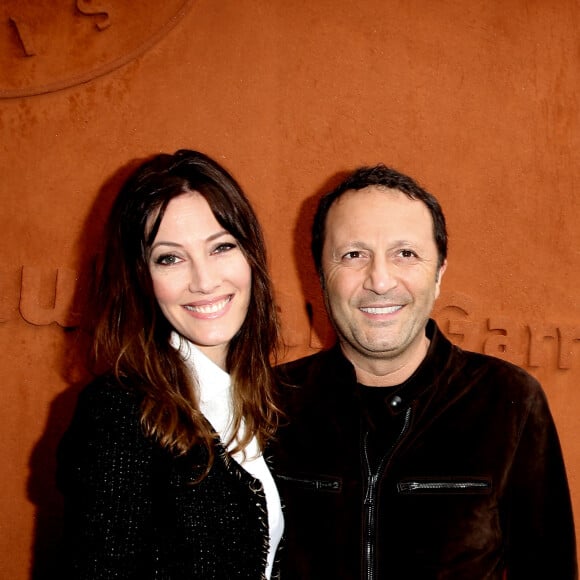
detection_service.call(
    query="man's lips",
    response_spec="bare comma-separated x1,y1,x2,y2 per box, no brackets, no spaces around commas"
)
183,295,232,315
359,305,403,315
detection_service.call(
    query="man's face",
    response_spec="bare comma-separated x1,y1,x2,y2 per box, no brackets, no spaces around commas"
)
321,186,446,371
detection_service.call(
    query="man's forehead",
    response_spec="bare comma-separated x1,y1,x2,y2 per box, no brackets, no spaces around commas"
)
327,187,430,223
323,189,436,246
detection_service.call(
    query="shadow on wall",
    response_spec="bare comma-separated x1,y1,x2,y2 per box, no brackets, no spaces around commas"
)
290,171,352,352
25,162,351,576
26,157,148,579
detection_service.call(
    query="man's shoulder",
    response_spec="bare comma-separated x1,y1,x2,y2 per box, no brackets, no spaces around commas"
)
276,347,343,382
451,344,544,399
277,349,327,371
274,347,357,413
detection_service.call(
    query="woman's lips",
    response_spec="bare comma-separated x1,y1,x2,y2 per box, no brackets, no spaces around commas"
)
183,295,233,316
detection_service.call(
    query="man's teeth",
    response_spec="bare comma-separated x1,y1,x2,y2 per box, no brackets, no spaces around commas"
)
360,305,402,314
185,297,231,313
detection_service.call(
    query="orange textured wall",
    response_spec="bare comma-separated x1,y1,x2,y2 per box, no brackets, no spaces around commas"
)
1,1,579,577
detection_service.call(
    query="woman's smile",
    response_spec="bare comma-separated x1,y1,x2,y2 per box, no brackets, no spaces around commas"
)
183,295,233,317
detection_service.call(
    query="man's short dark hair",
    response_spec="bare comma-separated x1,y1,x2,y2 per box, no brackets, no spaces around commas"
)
311,164,448,278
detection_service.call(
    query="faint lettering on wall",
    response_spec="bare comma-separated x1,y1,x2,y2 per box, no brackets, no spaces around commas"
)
1,0,194,98
1,269,579,372
0,266,81,328
433,292,580,371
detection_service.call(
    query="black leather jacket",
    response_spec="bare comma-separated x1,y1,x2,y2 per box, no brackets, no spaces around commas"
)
270,320,577,579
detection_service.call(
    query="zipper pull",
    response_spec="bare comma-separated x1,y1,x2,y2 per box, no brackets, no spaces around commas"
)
364,473,377,505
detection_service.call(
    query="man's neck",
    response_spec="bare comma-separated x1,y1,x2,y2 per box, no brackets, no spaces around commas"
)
343,334,430,387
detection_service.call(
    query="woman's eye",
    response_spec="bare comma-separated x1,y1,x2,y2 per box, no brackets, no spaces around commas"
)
213,242,237,254
155,254,180,265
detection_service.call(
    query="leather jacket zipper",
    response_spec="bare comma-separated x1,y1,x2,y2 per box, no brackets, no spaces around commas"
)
397,479,491,494
363,472,378,580
362,406,412,580
276,473,341,492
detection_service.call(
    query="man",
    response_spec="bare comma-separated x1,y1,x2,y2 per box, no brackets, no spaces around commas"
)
270,164,577,579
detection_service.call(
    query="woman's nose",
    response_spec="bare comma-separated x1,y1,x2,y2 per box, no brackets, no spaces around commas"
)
188,260,220,294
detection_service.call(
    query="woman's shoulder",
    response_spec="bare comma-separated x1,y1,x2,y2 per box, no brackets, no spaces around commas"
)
79,373,142,402
58,375,154,465
71,374,145,428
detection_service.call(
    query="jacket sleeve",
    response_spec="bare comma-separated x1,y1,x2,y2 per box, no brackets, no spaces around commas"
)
56,381,160,579
506,385,578,579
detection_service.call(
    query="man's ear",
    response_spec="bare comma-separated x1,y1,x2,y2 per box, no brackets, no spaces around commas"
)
436,259,447,283
435,259,447,298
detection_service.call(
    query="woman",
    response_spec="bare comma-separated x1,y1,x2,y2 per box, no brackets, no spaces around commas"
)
57,150,284,579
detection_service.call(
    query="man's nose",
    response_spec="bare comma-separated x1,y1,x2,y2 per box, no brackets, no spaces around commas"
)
363,257,397,294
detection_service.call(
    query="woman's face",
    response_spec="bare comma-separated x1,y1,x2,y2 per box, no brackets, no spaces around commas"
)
148,192,252,368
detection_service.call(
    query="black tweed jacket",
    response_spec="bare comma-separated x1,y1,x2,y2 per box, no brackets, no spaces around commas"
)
57,377,274,579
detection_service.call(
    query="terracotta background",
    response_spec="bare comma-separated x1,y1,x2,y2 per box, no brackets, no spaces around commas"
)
1,1,579,577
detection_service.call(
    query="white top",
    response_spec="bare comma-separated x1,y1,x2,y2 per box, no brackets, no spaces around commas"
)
171,334,284,579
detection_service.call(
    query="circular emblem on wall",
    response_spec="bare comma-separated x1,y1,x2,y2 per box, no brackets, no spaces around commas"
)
0,0,193,99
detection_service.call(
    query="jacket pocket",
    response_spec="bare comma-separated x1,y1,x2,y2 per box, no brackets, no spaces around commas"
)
277,473,342,493
397,477,491,495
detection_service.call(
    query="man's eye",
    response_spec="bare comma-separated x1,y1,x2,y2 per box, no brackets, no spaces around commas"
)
400,249,417,259
343,251,363,260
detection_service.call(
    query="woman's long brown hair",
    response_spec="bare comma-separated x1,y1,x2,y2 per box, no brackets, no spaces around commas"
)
89,150,282,472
